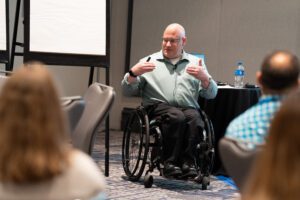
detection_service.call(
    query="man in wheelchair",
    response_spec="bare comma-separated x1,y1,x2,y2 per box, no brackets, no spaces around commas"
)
122,23,218,178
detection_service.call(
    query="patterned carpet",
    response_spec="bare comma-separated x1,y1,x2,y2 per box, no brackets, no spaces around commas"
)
92,130,240,200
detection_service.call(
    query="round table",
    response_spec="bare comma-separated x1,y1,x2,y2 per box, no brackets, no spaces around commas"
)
199,87,261,174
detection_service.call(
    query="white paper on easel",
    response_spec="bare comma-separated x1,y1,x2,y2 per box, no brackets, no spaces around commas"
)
30,0,106,55
0,0,6,51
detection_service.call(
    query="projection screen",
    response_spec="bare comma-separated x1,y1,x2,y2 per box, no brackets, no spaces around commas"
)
0,0,6,51
0,0,9,65
24,0,110,66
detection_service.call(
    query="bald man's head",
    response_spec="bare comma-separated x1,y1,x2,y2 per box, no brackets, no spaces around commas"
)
161,23,187,59
164,23,186,38
260,50,299,91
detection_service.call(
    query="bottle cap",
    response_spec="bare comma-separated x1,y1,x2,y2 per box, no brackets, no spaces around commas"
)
237,61,243,65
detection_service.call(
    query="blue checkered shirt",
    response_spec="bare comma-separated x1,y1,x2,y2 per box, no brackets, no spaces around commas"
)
225,95,283,146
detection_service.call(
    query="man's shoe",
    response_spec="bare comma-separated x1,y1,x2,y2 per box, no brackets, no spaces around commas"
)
180,163,198,179
163,162,182,177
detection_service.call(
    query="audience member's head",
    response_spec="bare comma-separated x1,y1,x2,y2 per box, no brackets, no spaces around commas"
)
0,62,70,184
242,90,300,200
257,50,300,94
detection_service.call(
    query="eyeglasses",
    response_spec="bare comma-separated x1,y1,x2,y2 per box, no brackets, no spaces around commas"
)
162,38,181,44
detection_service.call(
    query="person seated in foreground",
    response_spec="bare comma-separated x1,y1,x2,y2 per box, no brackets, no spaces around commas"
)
121,23,218,178
0,62,106,200
225,50,300,148
242,90,300,200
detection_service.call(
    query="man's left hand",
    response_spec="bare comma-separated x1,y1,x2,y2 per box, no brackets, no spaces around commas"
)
186,65,210,88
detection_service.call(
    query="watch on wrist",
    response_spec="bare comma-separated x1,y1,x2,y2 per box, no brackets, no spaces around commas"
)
129,69,137,78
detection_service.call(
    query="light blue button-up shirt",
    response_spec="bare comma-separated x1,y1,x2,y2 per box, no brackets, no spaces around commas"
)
122,51,218,109
225,95,283,147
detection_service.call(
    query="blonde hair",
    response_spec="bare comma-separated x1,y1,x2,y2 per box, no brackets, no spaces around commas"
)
242,90,300,200
0,62,70,183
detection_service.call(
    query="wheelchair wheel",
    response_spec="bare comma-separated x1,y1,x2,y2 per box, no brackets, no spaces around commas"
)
122,107,150,181
203,111,215,174
196,110,215,176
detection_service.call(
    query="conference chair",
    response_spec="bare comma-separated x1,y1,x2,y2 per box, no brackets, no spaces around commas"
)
71,82,115,154
61,96,85,133
219,137,263,190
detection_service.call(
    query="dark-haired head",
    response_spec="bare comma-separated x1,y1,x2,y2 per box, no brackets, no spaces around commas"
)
258,50,299,94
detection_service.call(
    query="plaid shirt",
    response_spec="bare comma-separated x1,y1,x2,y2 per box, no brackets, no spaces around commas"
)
225,95,282,147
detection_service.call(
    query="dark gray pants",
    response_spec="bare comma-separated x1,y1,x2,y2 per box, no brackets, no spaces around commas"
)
147,103,204,166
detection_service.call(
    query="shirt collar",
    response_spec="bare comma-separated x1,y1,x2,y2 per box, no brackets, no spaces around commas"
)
157,50,190,63
259,94,283,104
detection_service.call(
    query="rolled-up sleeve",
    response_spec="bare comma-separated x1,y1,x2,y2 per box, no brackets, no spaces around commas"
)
121,73,141,97
199,78,218,99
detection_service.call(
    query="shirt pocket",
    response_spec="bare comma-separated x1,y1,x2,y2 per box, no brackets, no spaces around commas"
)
177,72,199,97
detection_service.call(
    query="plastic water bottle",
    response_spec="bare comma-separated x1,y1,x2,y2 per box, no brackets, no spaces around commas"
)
234,61,245,88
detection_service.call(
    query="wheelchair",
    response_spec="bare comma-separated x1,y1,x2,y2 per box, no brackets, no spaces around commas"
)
122,105,215,190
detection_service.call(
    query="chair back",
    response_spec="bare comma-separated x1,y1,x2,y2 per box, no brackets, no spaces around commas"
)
62,96,85,133
72,83,115,154
219,137,263,190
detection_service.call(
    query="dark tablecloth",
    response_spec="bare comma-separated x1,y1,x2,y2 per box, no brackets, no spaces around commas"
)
199,87,261,174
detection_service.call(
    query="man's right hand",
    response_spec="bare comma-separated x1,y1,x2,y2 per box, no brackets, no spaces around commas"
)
130,61,156,76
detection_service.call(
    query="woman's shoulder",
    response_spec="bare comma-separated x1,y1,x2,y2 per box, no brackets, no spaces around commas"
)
68,150,106,188
0,150,106,200
45,150,106,199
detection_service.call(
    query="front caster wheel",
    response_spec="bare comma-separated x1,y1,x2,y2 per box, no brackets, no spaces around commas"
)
201,176,210,190
144,174,153,188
